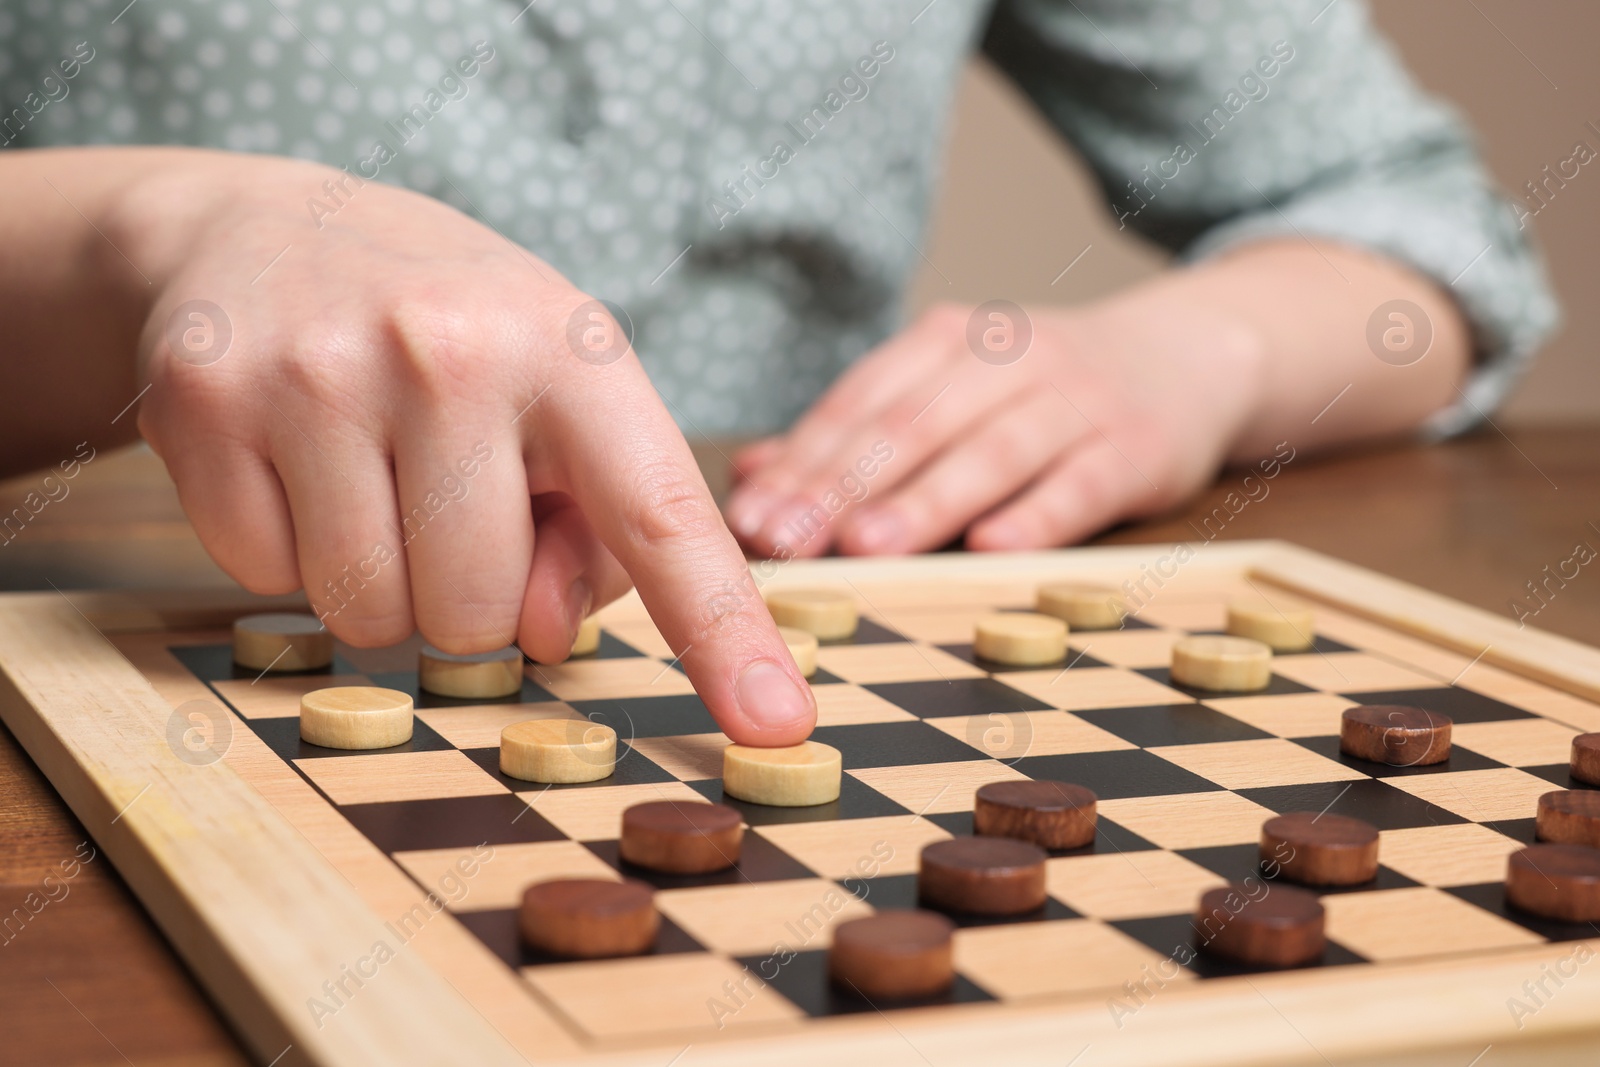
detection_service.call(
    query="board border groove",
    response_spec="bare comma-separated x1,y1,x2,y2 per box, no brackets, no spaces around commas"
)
4,541,1600,1067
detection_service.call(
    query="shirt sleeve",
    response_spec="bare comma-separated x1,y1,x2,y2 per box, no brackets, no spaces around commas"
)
982,0,1560,435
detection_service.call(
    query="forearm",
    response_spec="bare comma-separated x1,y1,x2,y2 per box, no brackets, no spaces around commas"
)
0,146,306,477
1089,238,1472,462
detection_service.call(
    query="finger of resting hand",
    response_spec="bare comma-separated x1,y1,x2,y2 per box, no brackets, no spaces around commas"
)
966,436,1163,550
274,442,415,646
729,436,784,483
724,311,958,537
748,362,1031,557
163,442,300,595
549,367,816,745
394,430,532,654
836,390,1088,555
520,496,631,664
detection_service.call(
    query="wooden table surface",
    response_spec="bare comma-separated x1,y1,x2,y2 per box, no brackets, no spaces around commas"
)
3,428,1599,1067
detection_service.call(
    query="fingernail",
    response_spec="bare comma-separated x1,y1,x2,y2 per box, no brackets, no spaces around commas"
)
971,519,1024,551
850,509,907,554
726,487,777,540
736,659,815,730
760,496,824,550
565,578,592,642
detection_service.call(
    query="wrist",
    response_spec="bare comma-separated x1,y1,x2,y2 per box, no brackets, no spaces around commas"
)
103,148,324,289
1082,263,1273,435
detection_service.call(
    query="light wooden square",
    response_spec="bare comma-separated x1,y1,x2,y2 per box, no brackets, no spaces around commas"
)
1323,887,1542,961
753,815,951,880
1308,610,1478,679
212,674,373,719
1484,687,1600,733
1046,850,1226,920
1098,791,1278,850
415,702,582,750
848,760,1029,816
810,684,917,727
518,781,709,841
998,667,1192,712
870,608,990,645
1386,768,1561,823
925,710,1134,759
533,658,698,702
1201,692,1358,738
955,919,1194,1000
813,643,985,684
626,734,731,782
392,840,618,912
1377,824,1525,887
1066,630,1181,669
1269,653,1445,693
1452,718,1579,767
523,953,802,1039
295,750,508,805
656,878,872,955
1132,602,1227,632
1148,738,1366,790
1454,664,1600,732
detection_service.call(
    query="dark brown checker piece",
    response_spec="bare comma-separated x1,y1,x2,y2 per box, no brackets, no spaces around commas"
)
918,837,1047,916
1571,733,1600,786
1261,812,1380,886
829,910,955,1000
1507,844,1600,922
519,878,658,958
620,801,744,874
974,780,1097,850
1340,705,1452,766
1195,883,1326,968
1536,790,1600,848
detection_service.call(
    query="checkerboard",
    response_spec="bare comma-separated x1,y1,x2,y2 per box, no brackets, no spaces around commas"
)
116,559,1600,1058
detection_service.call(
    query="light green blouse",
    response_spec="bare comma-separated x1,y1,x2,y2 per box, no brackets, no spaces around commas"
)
0,0,1557,435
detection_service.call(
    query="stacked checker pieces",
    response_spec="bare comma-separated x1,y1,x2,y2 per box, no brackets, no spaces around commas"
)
202,581,1600,1033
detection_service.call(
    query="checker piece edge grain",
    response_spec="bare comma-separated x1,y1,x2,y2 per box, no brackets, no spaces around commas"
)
723,741,842,807
299,686,413,750
1570,733,1600,786
233,612,332,672
1196,883,1326,968
519,878,658,958
1536,790,1600,849
918,837,1048,916
570,615,601,657
1225,600,1315,653
620,801,744,874
829,910,955,1000
1035,581,1125,631
1340,705,1452,766
1260,812,1380,886
766,587,858,640
974,780,1097,850
1506,844,1600,923
1170,635,1272,692
418,644,522,699
501,719,617,783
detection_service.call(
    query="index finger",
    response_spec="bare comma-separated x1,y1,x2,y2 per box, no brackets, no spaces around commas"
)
548,370,817,747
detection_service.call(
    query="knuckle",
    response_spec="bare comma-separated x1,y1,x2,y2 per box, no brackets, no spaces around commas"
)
623,461,718,550
921,302,968,336
386,302,494,398
279,335,364,410
325,607,414,650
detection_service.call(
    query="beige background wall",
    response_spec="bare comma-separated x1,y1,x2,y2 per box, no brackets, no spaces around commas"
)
910,0,1598,423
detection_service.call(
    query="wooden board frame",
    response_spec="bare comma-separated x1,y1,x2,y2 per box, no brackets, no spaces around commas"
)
5,540,1600,1067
